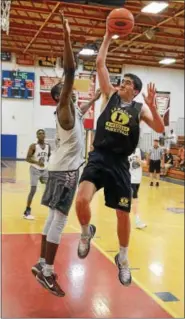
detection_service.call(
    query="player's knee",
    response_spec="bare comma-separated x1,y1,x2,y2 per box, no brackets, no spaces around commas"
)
116,210,129,219
76,193,89,212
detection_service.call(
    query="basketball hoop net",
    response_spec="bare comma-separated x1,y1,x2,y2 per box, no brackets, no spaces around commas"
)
1,0,11,35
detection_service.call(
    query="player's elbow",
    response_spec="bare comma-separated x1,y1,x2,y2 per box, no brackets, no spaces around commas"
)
156,124,165,133
96,56,104,68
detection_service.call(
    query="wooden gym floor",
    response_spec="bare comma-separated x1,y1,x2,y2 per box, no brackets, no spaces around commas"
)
1,161,184,318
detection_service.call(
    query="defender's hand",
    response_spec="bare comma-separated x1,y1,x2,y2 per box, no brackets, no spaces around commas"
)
60,11,71,36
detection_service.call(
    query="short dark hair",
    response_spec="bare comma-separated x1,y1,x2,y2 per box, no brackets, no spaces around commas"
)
36,129,45,134
124,73,143,94
51,82,63,102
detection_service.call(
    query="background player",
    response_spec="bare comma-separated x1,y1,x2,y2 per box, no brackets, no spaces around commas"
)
23,129,51,220
129,147,147,229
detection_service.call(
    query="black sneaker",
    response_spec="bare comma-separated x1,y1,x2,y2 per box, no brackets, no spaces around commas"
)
31,262,43,276
156,182,159,187
150,182,153,186
36,271,65,297
31,263,57,280
77,224,96,259
115,254,132,286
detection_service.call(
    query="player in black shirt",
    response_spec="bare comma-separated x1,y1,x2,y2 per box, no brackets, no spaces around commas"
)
75,29,164,286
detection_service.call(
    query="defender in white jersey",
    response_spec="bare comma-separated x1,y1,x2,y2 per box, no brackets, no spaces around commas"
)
23,129,51,220
31,13,101,297
129,147,147,229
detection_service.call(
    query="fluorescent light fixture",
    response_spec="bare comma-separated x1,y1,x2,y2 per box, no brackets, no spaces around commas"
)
112,35,119,39
159,58,176,65
141,2,169,14
79,48,95,56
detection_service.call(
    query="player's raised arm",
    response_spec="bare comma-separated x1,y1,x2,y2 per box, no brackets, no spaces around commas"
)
57,12,75,130
96,32,115,99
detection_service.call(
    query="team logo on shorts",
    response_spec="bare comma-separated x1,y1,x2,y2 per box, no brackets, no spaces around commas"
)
118,197,129,208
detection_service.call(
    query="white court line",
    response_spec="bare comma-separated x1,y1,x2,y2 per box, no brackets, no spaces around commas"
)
69,225,178,318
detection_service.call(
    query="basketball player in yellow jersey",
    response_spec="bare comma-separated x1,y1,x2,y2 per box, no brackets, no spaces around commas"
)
23,129,51,220
75,29,164,287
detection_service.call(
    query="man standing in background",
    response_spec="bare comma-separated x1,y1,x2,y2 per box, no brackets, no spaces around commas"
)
129,147,147,229
148,139,164,187
23,129,51,220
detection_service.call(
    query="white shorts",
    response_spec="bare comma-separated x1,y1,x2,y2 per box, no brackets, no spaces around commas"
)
30,166,48,187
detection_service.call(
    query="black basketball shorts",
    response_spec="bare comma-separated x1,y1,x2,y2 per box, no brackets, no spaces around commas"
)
79,150,132,212
42,170,79,215
149,160,161,173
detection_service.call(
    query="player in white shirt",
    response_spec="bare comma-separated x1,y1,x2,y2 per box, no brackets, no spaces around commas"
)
23,129,51,220
31,13,101,297
129,147,147,229
166,129,177,148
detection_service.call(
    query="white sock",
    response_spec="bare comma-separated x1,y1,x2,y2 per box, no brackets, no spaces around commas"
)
81,225,90,236
119,246,128,264
39,257,46,266
135,215,140,222
43,264,54,277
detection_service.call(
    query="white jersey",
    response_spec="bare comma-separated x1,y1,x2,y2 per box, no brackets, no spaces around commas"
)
48,107,85,171
129,148,142,184
31,143,50,170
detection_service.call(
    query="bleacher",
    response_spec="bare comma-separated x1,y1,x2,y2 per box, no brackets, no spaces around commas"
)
143,135,185,181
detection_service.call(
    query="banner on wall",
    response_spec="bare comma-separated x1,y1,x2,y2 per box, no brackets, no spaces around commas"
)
40,92,56,106
40,76,92,109
1,70,35,99
83,61,122,74
40,76,59,90
38,57,57,67
110,75,121,88
156,91,170,126
16,54,35,66
77,73,96,129
1,52,11,61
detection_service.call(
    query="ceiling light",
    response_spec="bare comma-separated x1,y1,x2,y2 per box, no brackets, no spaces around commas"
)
141,2,169,14
79,48,95,56
112,35,119,39
159,58,176,65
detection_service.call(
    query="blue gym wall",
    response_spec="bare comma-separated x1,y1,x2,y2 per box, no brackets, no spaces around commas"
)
1,134,17,159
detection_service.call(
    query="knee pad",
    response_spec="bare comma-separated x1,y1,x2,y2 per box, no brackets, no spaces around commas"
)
42,208,55,236
47,210,67,244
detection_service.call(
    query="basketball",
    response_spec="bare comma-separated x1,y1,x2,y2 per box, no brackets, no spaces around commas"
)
107,8,134,36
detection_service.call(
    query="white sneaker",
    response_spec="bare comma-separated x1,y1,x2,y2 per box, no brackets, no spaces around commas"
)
115,254,132,286
77,224,96,258
135,219,147,229
23,214,35,220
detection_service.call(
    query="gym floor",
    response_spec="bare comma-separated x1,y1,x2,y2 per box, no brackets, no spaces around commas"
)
2,161,184,318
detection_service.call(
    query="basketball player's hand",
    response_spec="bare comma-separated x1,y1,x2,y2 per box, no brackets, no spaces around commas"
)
60,11,71,36
142,83,156,110
38,159,44,167
94,89,101,101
